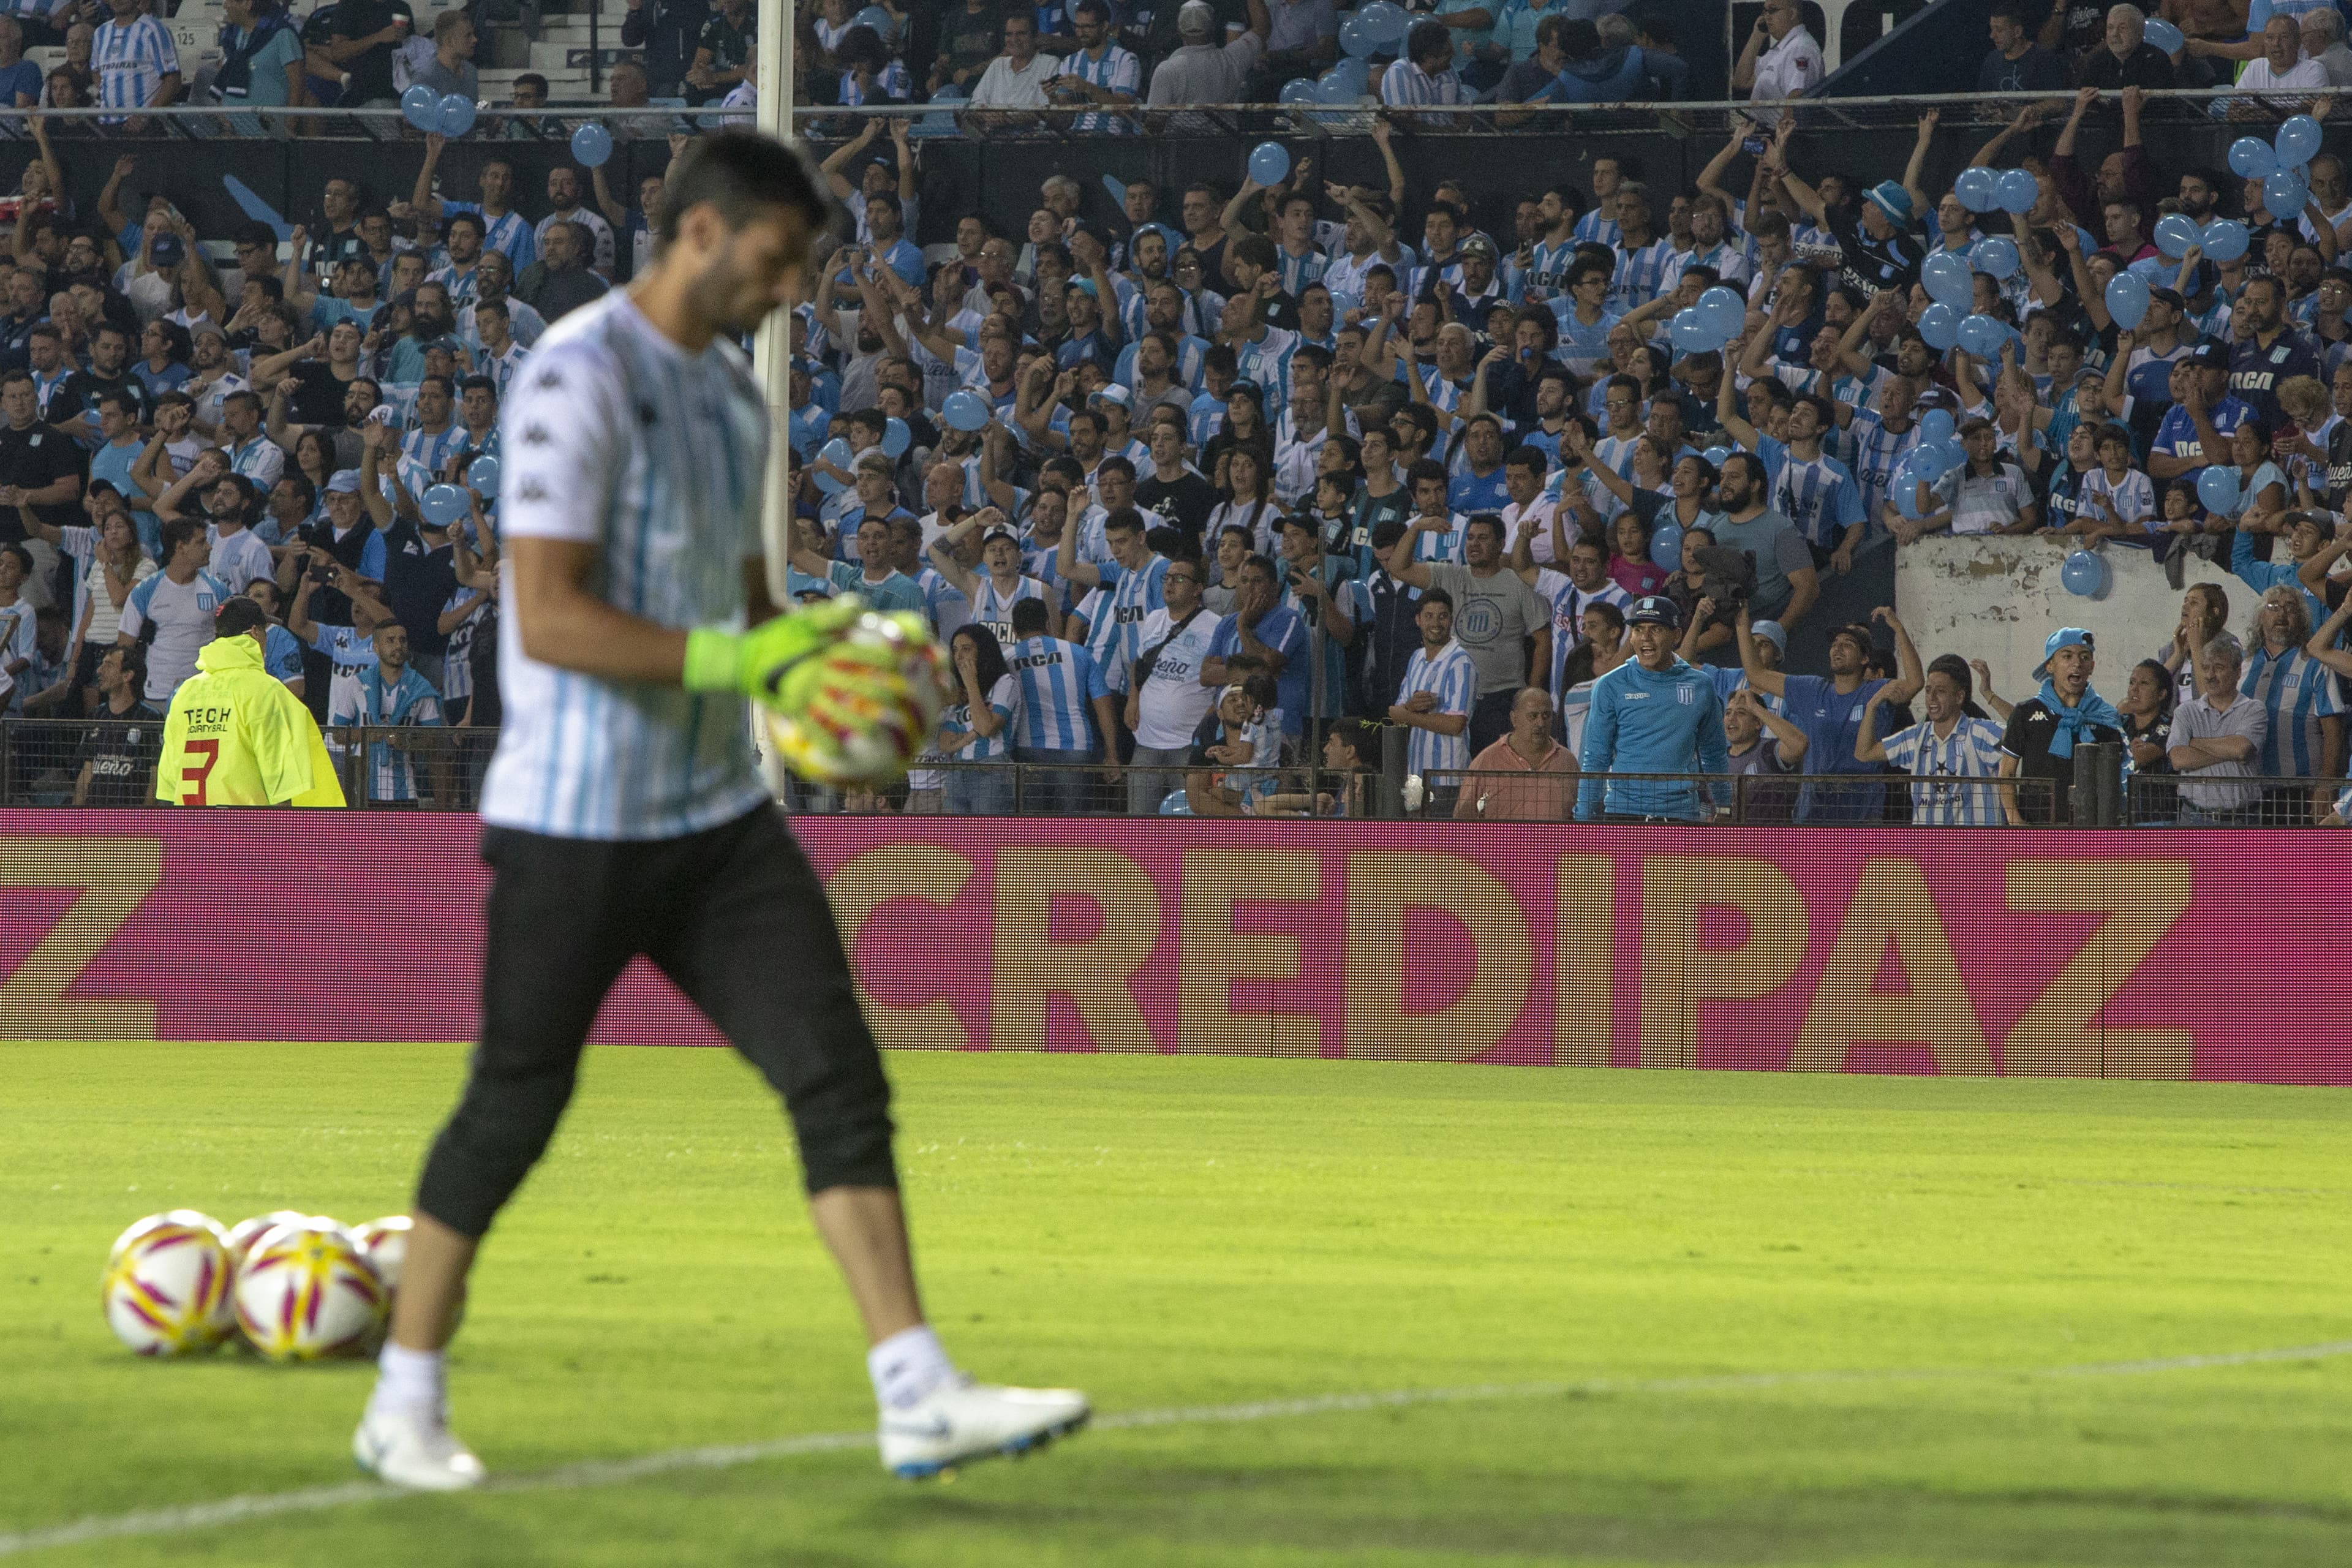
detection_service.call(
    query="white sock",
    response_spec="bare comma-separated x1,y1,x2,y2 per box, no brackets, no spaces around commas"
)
369,1342,447,1422
867,1325,955,1411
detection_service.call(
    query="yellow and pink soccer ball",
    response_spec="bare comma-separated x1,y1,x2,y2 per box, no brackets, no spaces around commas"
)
232,1219,386,1362
102,1211,238,1356
764,611,950,787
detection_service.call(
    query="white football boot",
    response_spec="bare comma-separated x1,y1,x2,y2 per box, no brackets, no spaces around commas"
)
878,1376,1091,1479
353,1404,488,1491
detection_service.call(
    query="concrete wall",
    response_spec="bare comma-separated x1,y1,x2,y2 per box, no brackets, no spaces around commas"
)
1894,537,2241,703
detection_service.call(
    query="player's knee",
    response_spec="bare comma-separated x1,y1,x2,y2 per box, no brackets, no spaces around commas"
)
789,1069,897,1193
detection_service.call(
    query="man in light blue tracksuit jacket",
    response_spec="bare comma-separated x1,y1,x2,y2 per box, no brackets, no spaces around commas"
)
1575,595,1730,822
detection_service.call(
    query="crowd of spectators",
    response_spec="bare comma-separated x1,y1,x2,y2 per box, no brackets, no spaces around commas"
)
5,0,2352,826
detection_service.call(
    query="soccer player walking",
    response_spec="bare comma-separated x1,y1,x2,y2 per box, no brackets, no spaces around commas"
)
354,131,1087,1491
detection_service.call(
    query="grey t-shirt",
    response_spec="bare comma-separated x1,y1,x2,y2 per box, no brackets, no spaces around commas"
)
2169,693,2267,812
1426,562,1548,696
1713,507,1812,618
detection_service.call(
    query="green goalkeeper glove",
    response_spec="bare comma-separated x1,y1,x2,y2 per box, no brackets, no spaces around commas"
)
681,596,866,707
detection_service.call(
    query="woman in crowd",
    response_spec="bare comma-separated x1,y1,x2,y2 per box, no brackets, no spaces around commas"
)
938,622,1018,816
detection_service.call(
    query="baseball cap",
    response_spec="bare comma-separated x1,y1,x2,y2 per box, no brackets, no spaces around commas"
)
2032,626,2094,680
2190,341,2230,368
1090,385,1130,407
149,232,186,271
1626,595,1681,630
1749,619,1788,654
2149,286,2186,309
1177,0,1216,37
1458,235,1498,261
325,469,363,495
1864,181,1914,225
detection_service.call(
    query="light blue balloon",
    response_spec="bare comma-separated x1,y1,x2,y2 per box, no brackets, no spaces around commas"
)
2060,551,2108,598
2200,218,2250,262
1996,169,2038,215
1278,77,1318,105
1918,302,1961,352
1893,457,1935,519
2197,464,2241,514
402,85,438,132
1920,409,1955,446
1958,314,2005,358
1649,522,1683,572
813,436,854,496
571,123,614,170
1327,56,1369,94
2264,168,2308,219
421,483,469,526
1971,237,2020,282
880,416,910,459
1924,437,1967,474
436,94,477,137
1702,445,1733,469
2154,213,2201,259
2248,0,2272,26
1696,284,1745,339
1340,14,1378,58
1921,251,1973,310
854,4,894,40
2229,136,2277,180
1314,72,1356,105
2105,272,2150,331
1668,309,1716,356
1247,141,1290,187
1953,168,1997,214
941,390,991,433
2145,17,2183,52
466,454,499,497
1360,0,1410,46
2277,113,2323,170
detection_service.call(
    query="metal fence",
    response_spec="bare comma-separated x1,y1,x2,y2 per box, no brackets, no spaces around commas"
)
16,716,2344,826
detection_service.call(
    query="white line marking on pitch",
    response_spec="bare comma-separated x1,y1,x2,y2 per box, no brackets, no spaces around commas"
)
6,1338,2348,1558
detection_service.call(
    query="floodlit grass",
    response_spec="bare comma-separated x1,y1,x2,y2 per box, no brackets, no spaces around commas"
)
4,1044,2348,1566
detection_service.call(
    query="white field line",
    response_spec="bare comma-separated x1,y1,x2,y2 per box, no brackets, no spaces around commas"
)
6,1338,2350,1558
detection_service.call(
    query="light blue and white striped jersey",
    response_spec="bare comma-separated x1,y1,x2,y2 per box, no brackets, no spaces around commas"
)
1187,388,1228,449
1007,634,1107,751
401,420,466,481
1412,512,1468,563
2240,644,2344,777
118,568,231,703
1275,245,1328,298
1768,450,1866,548
1232,326,1302,407
1088,552,1169,693
427,262,480,309
940,671,1018,762
1572,208,1621,249
1551,302,1622,375
1532,568,1629,701
1321,243,1414,311
333,660,445,802
445,203,538,270
1845,406,1922,523
1064,43,1140,132
441,589,487,704
970,573,1048,647
1523,236,1580,301
479,291,773,840
92,14,177,122
1879,715,2007,826
0,597,32,712
1399,639,1477,780
51,524,101,641
1607,238,1675,315
916,565,971,641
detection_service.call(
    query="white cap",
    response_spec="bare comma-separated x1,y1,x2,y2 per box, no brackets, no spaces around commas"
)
1177,0,1216,37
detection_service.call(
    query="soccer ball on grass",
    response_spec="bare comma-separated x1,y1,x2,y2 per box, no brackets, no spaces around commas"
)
233,1220,386,1362
102,1210,238,1356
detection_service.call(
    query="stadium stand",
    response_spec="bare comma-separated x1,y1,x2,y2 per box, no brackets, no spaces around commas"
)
0,0,2348,828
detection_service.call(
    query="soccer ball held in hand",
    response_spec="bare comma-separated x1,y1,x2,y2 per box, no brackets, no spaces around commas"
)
763,609,950,787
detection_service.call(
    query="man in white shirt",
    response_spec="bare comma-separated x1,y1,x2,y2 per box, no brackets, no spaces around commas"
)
1123,556,1221,813
1735,0,1822,108
2236,13,2329,110
969,12,1055,108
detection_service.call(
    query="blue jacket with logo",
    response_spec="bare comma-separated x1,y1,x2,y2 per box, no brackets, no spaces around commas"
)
1575,655,1729,821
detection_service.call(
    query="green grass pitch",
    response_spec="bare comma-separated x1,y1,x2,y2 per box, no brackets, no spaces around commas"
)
4,1042,2349,1566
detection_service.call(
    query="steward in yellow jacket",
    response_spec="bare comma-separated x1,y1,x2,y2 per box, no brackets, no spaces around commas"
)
156,598,346,807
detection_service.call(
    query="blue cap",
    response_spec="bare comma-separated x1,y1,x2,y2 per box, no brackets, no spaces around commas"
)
1865,180,1914,225
2033,626,2094,680
1626,595,1681,630
1749,619,1787,654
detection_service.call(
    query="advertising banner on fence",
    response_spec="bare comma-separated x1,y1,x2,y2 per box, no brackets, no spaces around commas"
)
2,811,2345,1084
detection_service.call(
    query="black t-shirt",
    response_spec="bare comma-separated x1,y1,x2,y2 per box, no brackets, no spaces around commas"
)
1826,208,1927,302
0,422,86,540
2081,42,2174,89
287,361,354,428
1135,470,1218,543
380,519,456,656
72,702,162,805
1978,45,2070,94
2001,696,2122,823
331,0,399,104
2228,331,2321,431
56,369,146,430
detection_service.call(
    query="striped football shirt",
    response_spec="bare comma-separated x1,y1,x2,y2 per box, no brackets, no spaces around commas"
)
1398,638,1477,780
478,291,772,840
1007,634,1108,751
